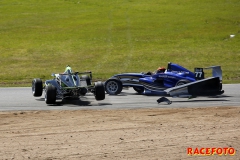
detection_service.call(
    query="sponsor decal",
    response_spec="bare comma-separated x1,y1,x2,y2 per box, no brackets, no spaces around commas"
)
171,71,190,74
195,68,203,72
158,75,176,79
187,147,236,156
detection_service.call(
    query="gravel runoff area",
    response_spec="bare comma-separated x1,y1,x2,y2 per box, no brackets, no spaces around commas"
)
0,106,239,160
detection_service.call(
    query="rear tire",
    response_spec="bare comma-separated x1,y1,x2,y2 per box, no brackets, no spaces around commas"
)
81,75,91,86
94,82,105,100
45,85,56,104
105,79,122,95
133,86,144,94
32,78,43,97
176,80,190,86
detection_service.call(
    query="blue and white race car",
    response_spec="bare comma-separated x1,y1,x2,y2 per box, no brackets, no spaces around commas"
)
104,62,222,95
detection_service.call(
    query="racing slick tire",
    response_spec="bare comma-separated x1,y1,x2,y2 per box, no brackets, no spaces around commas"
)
81,75,91,86
133,86,144,94
175,80,190,86
45,85,57,104
94,82,105,101
104,79,122,95
32,78,43,97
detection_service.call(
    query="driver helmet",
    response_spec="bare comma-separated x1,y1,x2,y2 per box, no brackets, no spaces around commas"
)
65,65,72,73
157,67,166,73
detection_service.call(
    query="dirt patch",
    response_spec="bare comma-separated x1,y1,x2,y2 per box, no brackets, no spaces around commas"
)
0,107,239,160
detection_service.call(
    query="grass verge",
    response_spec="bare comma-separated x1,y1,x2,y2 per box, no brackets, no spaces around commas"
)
0,0,239,86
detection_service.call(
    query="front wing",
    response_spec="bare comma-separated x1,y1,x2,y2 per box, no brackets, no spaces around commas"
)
164,77,224,97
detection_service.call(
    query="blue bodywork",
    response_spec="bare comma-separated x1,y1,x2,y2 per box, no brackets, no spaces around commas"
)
140,63,196,88
108,62,197,94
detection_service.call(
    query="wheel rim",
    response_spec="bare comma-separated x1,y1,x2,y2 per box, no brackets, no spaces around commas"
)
106,81,118,93
45,86,49,102
32,81,35,94
44,90,47,102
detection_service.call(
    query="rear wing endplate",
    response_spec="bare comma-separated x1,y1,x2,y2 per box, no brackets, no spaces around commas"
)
194,66,222,81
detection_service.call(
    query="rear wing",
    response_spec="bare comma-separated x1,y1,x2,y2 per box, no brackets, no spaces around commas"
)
52,71,92,79
194,66,222,81
76,71,92,79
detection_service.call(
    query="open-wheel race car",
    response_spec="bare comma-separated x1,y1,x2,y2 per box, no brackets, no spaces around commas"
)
104,62,223,95
32,66,105,104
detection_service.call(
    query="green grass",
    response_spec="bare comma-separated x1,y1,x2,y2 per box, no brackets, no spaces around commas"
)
0,0,239,86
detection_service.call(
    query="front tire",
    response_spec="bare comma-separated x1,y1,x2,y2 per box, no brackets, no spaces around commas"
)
94,82,105,101
105,79,122,95
45,85,56,104
32,78,43,97
175,80,190,86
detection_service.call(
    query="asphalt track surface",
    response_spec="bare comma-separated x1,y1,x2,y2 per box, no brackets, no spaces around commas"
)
0,84,239,111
